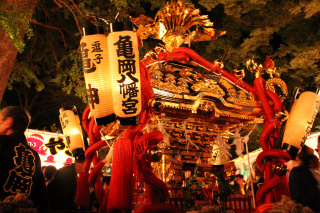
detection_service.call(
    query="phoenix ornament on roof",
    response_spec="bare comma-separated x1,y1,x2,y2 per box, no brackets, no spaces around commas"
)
130,0,226,52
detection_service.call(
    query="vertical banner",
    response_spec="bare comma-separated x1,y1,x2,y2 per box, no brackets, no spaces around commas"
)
80,34,116,125
108,31,141,125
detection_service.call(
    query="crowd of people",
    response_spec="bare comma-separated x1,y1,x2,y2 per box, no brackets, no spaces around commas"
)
0,106,109,212
1,106,320,212
41,162,109,212
288,144,320,212
231,142,320,212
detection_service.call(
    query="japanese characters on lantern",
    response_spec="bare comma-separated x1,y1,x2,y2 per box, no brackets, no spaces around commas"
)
282,91,320,153
80,33,116,125
108,30,141,125
59,106,85,160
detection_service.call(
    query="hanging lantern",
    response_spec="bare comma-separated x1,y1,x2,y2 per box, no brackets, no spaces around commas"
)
80,23,116,125
59,106,86,161
282,90,320,158
107,21,141,125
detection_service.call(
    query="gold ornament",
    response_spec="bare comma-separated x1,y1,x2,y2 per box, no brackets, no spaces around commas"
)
233,68,245,79
131,0,226,52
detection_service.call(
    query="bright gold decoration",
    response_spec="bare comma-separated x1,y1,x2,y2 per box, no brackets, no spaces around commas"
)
246,56,288,101
131,0,226,52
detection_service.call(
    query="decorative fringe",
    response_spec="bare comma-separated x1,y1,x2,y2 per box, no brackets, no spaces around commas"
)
76,106,109,212
75,171,90,208
107,138,133,212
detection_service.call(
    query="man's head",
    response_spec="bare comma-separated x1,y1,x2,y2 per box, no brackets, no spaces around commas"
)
0,106,30,135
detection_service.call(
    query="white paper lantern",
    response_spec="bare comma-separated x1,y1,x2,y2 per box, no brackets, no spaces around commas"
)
59,106,85,160
282,91,320,150
107,22,141,125
80,31,116,125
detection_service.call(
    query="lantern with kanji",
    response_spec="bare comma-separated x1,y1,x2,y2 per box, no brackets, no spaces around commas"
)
80,23,116,125
107,20,141,126
59,106,86,161
282,89,320,158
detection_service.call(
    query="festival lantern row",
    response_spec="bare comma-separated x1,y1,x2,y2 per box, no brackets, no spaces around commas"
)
57,19,143,161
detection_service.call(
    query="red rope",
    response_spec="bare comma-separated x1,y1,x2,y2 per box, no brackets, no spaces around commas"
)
253,77,291,213
76,106,108,211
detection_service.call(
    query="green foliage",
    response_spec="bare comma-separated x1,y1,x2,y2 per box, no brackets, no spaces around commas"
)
247,124,264,151
53,49,87,103
183,165,204,207
211,166,233,205
0,2,34,53
198,0,320,91
270,195,314,213
7,61,44,91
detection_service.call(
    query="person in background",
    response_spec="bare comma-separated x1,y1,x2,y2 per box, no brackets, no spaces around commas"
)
41,166,47,176
0,106,48,212
47,157,85,211
102,175,111,192
252,161,264,196
44,165,57,186
89,175,111,211
234,174,246,195
289,145,320,212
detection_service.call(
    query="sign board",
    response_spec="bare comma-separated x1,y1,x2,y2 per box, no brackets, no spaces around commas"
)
25,129,73,169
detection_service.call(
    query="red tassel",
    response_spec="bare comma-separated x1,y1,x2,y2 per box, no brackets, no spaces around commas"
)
75,171,90,208
89,161,105,187
107,138,133,212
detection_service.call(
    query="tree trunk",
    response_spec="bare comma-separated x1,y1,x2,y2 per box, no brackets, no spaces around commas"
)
0,30,19,104
0,0,39,104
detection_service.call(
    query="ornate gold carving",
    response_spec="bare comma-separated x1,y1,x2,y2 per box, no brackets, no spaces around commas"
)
133,0,292,134
265,78,288,102
234,68,245,79
218,78,261,107
246,56,281,78
191,80,225,96
131,0,226,52
180,68,205,84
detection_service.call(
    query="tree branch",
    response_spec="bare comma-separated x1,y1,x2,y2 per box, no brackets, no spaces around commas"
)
69,0,91,22
54,0,83,36
31,20,67,47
